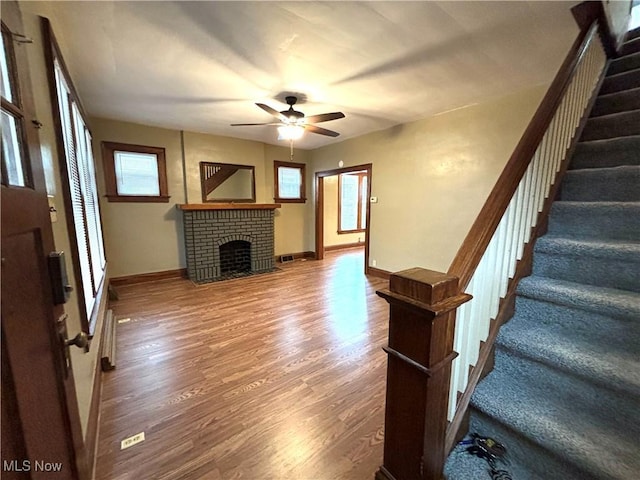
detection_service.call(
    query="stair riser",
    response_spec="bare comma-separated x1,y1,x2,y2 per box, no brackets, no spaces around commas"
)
499,296,640,396
581,111,640,141
622,37,640,56
628,27,640,42
489,349,640,421
511,295,638,334
517,275,640,321
560,168,640,201
607,52,640,76
548,203,640,241
600,68,640,94
571,137,640,169
591,88,640,117
532,253,640,292
467,411,599,480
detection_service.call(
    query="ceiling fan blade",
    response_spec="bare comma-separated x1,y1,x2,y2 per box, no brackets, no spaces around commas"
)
305,124,340,137
256,103,287,121
304,112,345,123
230,122,281,126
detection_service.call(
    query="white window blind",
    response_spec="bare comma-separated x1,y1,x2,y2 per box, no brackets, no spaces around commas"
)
277,166,302,199
114,151,160,196
54,59,106,324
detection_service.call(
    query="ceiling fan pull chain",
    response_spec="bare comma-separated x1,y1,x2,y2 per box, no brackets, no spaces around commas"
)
290,139,294,161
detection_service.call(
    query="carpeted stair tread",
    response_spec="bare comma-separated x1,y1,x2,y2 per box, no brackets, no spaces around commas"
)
469,352,640,480
571,135,640,168
535,236,640,260
516,276,640,321
446,411,605,480
548,201,640,240
599,67,640,95
497,298,640,397
532,236,640,291
607,51,640,76
590,86,640,116
621,36,640,56
445,419,593,480
581,109,640,140
560,165,640,201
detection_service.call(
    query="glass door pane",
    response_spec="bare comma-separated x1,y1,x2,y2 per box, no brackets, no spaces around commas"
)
1,109,26,187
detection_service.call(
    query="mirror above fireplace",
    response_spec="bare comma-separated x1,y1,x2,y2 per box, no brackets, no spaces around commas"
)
200,162,256,203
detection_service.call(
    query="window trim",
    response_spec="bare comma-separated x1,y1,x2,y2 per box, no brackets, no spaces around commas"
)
101,141,170,203
43,18,108,335
338,172,367,234
274,160,306,203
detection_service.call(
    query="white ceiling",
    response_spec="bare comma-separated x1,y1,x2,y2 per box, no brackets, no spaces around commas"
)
39,1,579,150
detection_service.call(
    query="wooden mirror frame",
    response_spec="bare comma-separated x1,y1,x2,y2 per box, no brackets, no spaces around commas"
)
200,162,256,203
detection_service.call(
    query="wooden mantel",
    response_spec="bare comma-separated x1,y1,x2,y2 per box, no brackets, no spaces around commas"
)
177,203,281,211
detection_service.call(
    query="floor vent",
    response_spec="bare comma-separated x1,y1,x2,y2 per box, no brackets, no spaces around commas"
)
280,254,294,263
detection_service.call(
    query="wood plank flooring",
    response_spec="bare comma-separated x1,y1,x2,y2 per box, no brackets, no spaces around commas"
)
95,249,390,480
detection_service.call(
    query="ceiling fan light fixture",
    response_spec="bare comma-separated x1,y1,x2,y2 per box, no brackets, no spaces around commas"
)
277,124,305,141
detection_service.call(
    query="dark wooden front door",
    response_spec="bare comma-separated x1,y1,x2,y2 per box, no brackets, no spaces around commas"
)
1,2,85,478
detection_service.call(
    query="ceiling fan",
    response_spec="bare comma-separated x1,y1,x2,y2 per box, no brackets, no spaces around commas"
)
231,96,345,139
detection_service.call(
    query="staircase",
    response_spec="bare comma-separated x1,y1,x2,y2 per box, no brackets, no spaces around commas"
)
445,28,640,480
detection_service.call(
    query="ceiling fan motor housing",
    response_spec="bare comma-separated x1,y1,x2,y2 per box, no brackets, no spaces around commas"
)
282,96,304,120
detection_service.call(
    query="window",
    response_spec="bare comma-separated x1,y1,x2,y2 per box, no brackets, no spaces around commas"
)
45,20,106,334
1,21,31,188
339,172,368,233
101,142,169,202
274,160,306,203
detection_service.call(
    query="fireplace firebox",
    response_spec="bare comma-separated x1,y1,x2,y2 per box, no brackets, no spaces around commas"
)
219,240,251,275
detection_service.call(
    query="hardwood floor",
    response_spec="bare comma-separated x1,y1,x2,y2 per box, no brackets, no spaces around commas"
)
95,249,389,480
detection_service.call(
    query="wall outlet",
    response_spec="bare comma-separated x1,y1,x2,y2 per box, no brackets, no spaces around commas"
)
120,432,145,450
372,259,377,267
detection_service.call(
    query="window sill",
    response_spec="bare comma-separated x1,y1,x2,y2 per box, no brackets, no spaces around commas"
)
105,195,171,203
338,228,366,234
274,197,307,204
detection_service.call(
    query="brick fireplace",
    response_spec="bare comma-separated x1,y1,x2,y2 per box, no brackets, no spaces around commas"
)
178,204,280,283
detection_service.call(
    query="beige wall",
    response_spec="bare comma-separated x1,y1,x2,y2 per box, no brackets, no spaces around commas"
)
323,175,363,247
20,2,108,438
263,144,311,256
91,119,186,278
90,121,310,277
309,85,547,273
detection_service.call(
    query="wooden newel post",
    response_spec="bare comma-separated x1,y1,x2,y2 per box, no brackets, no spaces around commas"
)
375,268,472,480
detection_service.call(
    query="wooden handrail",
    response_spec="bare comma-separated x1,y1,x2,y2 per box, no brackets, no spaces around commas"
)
448,22,599,290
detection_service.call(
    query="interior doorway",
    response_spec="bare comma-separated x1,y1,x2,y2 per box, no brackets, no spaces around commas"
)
315,164,372,273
